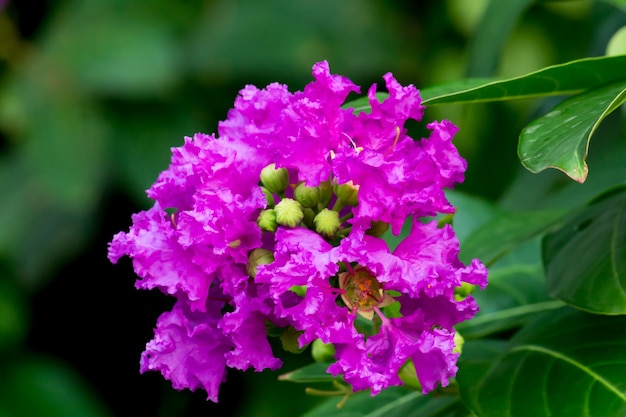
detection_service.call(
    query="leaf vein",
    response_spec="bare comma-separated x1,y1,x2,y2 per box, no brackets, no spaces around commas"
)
511,344,626,403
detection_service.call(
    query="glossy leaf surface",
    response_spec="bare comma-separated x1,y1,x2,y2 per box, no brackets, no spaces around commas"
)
519,80,626,182
419,55,626,105
543,186,626,314
458,308,626,417
303,387,468,417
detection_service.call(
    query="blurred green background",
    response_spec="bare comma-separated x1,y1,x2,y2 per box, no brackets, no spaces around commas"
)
0,1,624,416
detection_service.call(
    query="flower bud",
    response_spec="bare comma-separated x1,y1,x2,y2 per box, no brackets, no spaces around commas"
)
453,331,465,354
334,181,359,206
311,339,335,363
289,285,307,297
293,182,321,208
314,208,341,238
257,209,278,232
260,163,289,194
246,248,274,278
454,282,476,301
261,186,275,208
274,198,304,227
366,220,389,237
398,359,421,391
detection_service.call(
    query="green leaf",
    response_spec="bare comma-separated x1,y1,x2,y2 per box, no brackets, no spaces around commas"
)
465,0,536,77
458,308,626,417
302,387,468,417
279,362,336,383
456,340,509,413
0,355,113,417
419,55,626,105
342,93,389,114
460,209,566,266
543,185,626,314
456,264,564,339
446,190,503,244
519,80,626,183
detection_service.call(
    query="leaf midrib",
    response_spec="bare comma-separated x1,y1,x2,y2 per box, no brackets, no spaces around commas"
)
510,344,626,403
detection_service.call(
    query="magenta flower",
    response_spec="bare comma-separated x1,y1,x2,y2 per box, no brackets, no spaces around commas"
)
108,61,487,402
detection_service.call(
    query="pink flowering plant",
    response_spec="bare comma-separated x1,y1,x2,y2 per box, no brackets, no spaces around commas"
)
108,61,488,403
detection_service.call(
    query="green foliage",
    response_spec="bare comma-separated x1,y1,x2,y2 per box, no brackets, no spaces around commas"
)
458,308,626,417
543,185,626,314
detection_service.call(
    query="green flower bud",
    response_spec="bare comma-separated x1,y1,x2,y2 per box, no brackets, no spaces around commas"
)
398,359,421,391
607,26,626,56
454,282,476,301
366,220,389,237
261,186,275,208
257,209,278,232
314,208,341,238
275,198,304,227
289,285,307,297
334,181,359,206
260,163,289,194
293,182,321,208
311,339,336,363
246,248,274,278
453,331,465,354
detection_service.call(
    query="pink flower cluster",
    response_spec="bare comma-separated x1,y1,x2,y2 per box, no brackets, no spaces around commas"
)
108,61,487,402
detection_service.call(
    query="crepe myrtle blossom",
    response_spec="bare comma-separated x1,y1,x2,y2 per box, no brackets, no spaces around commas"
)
108,60,488,402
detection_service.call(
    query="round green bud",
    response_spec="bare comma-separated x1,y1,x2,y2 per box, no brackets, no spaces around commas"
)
366,220,389,237
261,186,275,208
289,285,307,297
314,208,341,238
334,181,359,206
607,26,626,56
260,163,289,194
293,182,321,208
274,198,304,227
246,248,274,278
311,339,336,363
453,331,465,354
257,209,278,232
398,359,421,391
454,282,476,301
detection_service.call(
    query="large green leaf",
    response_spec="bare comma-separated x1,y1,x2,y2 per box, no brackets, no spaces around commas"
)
543,186,626,314
302,387,468,417
456,264,564,339
519,80,626,182
419,55,626,105
465,0,536,77
458,308,626,417
456,340,509,413
279,362,337,384
459,210,566,266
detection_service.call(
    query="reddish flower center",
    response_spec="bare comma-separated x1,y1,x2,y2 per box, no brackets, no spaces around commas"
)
338,266,394,320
